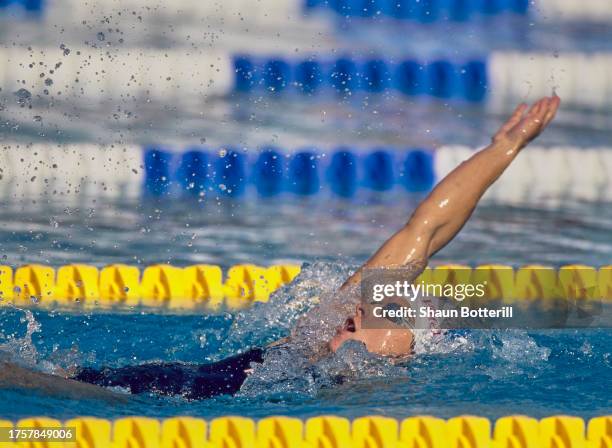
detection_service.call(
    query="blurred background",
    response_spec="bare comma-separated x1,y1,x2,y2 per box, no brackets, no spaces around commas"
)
1,0,612,148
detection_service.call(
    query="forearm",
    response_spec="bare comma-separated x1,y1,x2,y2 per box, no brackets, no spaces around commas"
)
342,140,520,289
430,140,520,211
0,361,125,402
419,139,522,255
341,96,559,289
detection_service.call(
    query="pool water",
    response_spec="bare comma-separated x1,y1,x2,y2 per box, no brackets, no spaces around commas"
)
0,199,610,268
0,200,610,420
0,275,610,421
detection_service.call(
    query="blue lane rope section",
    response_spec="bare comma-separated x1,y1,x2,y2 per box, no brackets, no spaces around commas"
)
304,0,529,22
233,55,488,100
0,0,44,14
0,0,529,20
143,147,436,198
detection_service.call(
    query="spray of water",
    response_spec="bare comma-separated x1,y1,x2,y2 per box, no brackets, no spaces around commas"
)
0,308,41,367
233,262,553,398
220,261,356,356
0,307,81,376
0,263,554,400
234,262,412,398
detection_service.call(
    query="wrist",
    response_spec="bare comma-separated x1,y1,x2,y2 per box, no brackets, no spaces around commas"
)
491,135,524,155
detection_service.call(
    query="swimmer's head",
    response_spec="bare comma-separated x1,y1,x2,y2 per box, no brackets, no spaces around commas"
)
328,305,413,358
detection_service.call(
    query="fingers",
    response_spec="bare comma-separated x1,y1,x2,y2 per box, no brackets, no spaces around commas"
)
533,97,550,118
535,97,550,124
542,95,561,127
494,96,560,146
530,96,559,124
518,95,560,139
527,97,546,115
531,96,560,129
512,102,528,117
498,103,527,134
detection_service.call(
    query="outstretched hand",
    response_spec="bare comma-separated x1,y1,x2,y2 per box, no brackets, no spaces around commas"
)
493,95,561,150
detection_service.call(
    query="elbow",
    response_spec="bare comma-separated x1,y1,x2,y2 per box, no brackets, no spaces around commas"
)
407,206,444,236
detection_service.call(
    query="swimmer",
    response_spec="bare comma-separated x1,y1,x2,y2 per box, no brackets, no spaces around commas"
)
0,96,560,400
72,96,560,397
328,95,560,357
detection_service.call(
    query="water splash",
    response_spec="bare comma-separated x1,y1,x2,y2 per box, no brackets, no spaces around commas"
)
234,261,417,398
0,308,81,376
239,340,405,399
480,330,551,379
231,261,555,399
13,88,32,107
219,261,355,357
493,331,550,364
0,309,41,368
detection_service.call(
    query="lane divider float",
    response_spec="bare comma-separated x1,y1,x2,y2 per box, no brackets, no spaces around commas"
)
1,0,324,32
144,145,612,203
305,0,529,22
1,143,611,203
4,0,611,26
0,0,43,15
233,55,487,100
0,415,609,447
3,47,612,108
0,264,610,310
533,0,612,22
143,146,436,198
0,263,300,309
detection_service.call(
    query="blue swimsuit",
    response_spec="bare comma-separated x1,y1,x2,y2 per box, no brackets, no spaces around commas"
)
73,348,265,400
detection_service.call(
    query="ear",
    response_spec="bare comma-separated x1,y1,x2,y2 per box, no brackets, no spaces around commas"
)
355,304,364,316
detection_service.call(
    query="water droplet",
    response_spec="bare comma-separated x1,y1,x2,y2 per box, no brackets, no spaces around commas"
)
13,88,32,106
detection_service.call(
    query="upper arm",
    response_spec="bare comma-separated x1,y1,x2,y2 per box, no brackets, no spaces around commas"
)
365,216,436,268
340,212,437,289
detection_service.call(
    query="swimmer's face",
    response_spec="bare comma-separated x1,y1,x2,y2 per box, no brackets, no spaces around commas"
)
328,306,413,358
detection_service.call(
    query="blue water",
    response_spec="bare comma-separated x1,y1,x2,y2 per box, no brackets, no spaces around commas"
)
1,262,610,420
0,199,610,419
1,199,611,268
0,198,611,420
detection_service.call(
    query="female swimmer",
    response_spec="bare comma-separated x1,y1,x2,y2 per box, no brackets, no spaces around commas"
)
2,96,561,400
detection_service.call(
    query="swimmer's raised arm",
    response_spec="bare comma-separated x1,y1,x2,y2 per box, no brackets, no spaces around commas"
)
342,96,560,289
